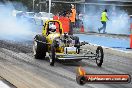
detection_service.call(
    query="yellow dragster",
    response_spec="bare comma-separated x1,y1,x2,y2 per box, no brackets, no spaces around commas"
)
33,20,104,66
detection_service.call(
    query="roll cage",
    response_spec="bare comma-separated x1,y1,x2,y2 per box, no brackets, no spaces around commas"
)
42,20,63,36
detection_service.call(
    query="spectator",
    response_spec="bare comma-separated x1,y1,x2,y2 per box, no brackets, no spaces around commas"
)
75,12,79,28
98,9,109,33
69,4,76,35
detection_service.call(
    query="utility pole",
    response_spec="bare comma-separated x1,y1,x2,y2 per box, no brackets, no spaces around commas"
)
49,0,51,19
83,3,85,13
33,0,35,12
39,0,41,12
39,4,42,12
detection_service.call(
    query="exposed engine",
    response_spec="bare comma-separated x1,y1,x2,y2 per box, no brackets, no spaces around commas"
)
54,33,76,47
54,33,80,54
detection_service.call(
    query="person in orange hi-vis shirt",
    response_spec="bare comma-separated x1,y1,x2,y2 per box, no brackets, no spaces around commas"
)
69,4,76,35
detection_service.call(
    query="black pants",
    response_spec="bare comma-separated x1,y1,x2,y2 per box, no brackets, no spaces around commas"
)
99,21,106,33
69,22,74,35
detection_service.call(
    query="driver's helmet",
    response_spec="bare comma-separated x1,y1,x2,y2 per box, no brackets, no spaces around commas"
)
49,24,56,32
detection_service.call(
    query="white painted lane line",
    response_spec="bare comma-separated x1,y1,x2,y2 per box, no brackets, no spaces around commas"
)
0,81,11,88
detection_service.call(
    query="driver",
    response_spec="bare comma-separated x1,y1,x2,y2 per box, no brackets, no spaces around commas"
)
49,24,56,34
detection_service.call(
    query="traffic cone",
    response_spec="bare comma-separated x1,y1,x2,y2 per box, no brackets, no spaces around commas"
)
80,24,84,32
130,34,132,49
129,23,132,49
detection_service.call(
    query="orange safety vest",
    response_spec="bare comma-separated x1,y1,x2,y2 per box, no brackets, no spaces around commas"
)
69,8,76,22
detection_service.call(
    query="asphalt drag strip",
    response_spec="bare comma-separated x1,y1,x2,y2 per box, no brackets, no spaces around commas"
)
0,40,131,88
0,41,90,88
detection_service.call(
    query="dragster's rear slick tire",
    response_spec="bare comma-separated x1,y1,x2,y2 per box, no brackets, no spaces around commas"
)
33,35,46,59
96,46,104,67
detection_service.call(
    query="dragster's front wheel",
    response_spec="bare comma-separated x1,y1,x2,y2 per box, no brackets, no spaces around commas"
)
96,46,104,67
49,44,56,66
